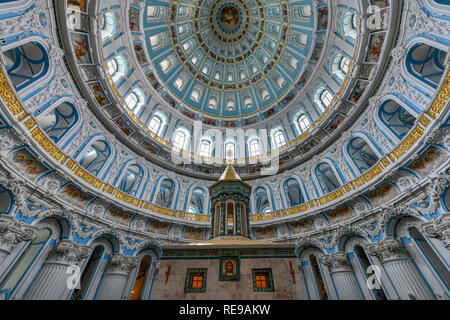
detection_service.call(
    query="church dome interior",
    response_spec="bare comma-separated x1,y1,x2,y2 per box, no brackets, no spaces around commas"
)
0,0,449,301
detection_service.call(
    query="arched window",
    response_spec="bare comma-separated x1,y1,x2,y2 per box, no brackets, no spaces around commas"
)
130,256,151,300
79,140,111,177
0,229,51,300
309,255,328,300
253,187,270,214
101,12,116,41
148,112,166,136
248,137,261,157
314,88,334,112
199,138,212,157
331,54,350,80
172,128,189,150
37,102,79,143
272,129,286,148
125,88,145,114
295,114,311,134
347,137,379,174
283,178,305,207
342,11,357,39
119,164,144,196
379,100,417,141
189,187,207,214
106,56,126,83
405,43,446,90
3,41,50,92
315,162,341,194
225,141,236,160
156,179,175,208
70,245,104,300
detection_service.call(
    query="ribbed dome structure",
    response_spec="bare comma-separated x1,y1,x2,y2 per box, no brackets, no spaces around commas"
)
0,0,448,302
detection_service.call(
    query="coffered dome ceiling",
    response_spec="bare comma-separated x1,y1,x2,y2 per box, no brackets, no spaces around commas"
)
145,0,312,119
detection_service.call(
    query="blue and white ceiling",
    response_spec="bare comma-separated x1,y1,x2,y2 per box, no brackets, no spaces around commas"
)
144,0,314,118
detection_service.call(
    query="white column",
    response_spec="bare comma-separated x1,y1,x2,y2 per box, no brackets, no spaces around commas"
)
366,238,435,300
95,254,139,300
24,240,92,300
324,252,364,300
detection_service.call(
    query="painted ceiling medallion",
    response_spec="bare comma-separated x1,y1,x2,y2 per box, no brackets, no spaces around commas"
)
219,5,240,30
145,0,314,118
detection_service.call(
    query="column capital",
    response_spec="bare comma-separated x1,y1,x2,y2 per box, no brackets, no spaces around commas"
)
47,240,92,265
323,252,352,272
0,215,38,249
107,254,140,275
420,215,450,250
365,238,409,262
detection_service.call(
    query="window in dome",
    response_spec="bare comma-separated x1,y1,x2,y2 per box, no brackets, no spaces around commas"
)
343,11,357,39
260,88,270,101
332,54,350,80
226,99,235,111
172,129,188,150
239,68,247,80
253,187,270,214
159,54,176,74
295,114,311,134
156,179,175,208
214,69,222,81
125,88,145,114
248,137,261,157
200,139,212,157
315,162,341,194
244,97,253,109
314,88,333,112
405,43,446,90
283,178,305,207
149,35,161,48
226,68,234,82
101,12,115,41
147,5,167,21
107,56,126,83
37,102,79,144
79,140,111,177
272,129,286,148
347,137,379,174
225,141,236,160
119,164,144,196
275,74,286,89
3,41,50,92
148,113,166,135
207,97,218,109
189,188,207,215
190,88,201,103
174,77,185,91
378,100,417,141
